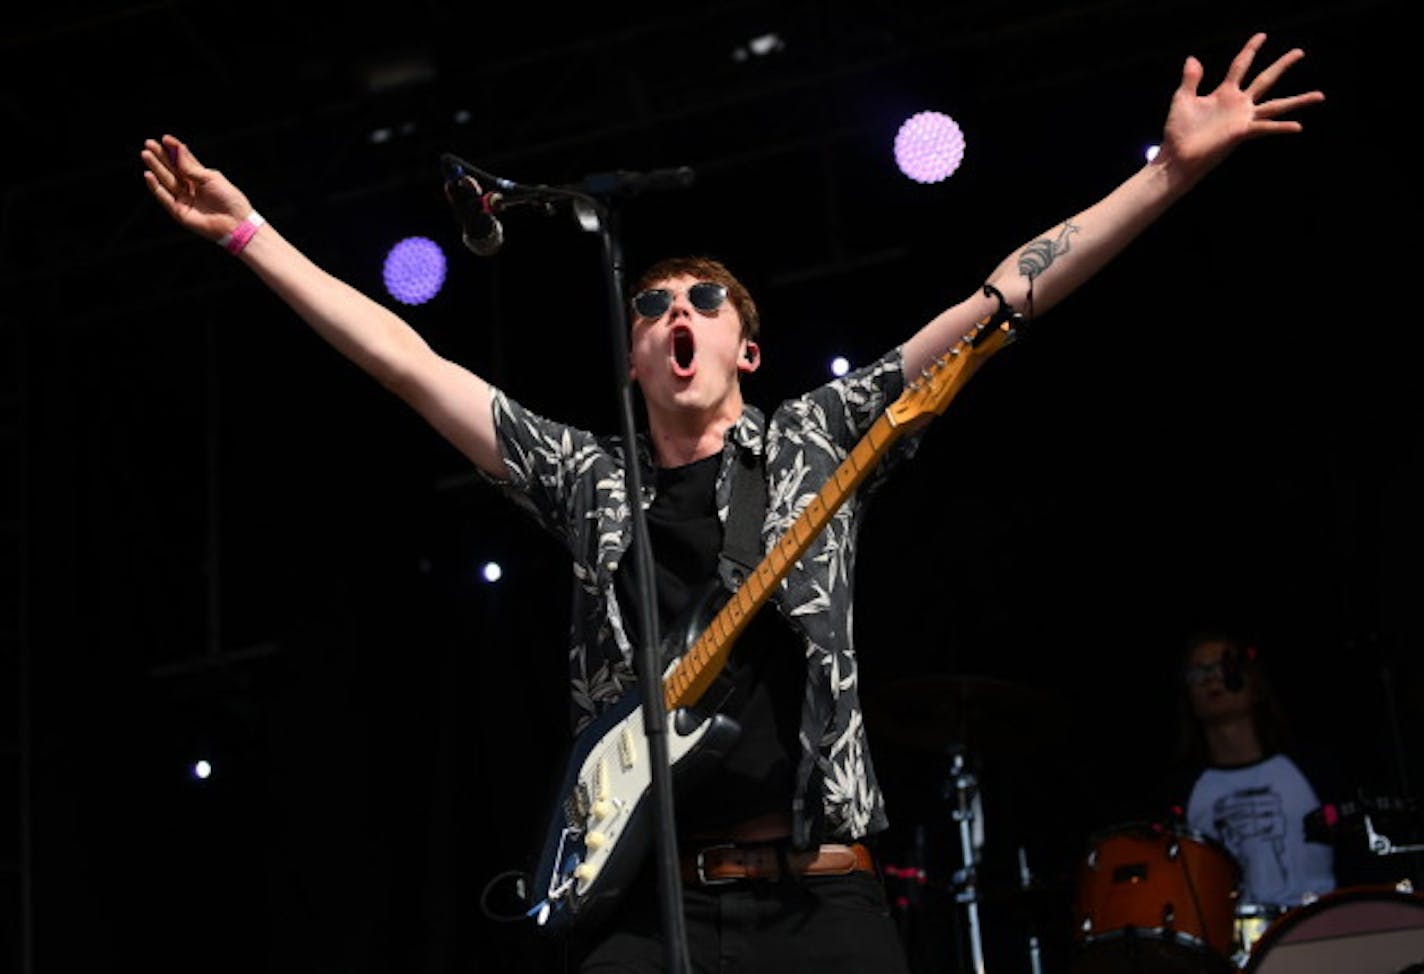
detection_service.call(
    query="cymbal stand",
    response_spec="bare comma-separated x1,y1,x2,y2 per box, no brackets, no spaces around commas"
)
1018,846,1044,974
1364,814,1424,856
945,747,987,974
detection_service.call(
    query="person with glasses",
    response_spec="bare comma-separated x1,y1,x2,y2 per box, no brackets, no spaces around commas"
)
1161,627,1412,969
1171,630,1338,913
139,31,1322,974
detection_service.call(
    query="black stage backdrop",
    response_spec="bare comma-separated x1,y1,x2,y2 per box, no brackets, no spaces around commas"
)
3,2,1421,972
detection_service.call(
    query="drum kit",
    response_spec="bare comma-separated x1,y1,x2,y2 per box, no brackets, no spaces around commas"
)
865,674,1424,974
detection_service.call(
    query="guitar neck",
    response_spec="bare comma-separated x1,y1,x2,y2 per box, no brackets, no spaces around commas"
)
661,314,1014,713
661,409,904,712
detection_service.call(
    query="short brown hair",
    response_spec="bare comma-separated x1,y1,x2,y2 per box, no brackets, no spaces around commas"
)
629,256,760,340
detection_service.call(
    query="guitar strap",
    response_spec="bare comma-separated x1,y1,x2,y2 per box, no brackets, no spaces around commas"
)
684,443,771,720
717,443,768,595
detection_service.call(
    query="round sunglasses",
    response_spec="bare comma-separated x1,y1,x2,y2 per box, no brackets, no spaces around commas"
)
631,281,728,319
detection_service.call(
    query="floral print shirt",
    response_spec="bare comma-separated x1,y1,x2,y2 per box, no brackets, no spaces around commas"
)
481,347,920,848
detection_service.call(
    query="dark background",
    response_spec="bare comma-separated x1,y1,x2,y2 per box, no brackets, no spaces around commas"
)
2,1,1420,971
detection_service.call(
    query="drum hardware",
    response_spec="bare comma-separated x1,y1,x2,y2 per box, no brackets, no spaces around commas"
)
1365,813,1424,857
945,746,988,974
1304,792,1422,852
1232,901,1290,968
1017,846,1044,974
865,674,1071,974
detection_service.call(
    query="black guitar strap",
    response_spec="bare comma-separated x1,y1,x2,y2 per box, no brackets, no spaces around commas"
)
646,443,770,719
683,444,770,720
717,444,768,595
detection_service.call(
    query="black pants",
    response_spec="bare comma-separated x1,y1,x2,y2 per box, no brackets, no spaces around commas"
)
570,869,913,973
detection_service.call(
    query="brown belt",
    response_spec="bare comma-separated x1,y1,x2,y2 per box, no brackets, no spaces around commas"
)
680,841,876,886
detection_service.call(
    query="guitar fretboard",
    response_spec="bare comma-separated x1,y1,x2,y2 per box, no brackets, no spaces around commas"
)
661,316,1012,713
661,410,901,710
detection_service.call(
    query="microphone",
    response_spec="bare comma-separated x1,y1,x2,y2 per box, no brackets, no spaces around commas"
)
1221,648,1244,692
1220,644,1257,693
442,155,504,257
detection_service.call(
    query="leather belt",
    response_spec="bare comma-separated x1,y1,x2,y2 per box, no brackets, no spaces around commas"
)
681,841,875,886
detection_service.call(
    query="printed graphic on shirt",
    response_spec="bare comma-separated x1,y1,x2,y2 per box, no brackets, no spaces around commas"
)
1213,785,1289,890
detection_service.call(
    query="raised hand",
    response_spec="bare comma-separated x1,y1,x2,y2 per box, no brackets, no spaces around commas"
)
140,134,253,243
1159,33,1325,177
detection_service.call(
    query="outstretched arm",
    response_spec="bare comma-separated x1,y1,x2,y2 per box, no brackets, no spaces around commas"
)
902,33,1325,377
140,134,507,479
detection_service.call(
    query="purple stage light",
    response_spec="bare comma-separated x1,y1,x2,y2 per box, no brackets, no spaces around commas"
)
894,111,966,184
383,236,447,306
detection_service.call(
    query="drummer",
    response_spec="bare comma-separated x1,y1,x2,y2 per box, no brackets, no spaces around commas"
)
1166,630,1338,909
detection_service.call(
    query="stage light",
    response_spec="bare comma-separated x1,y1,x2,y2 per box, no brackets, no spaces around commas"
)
1145,144,1161,162
731,32,785,62
894,111,966,184
481,561,503,583
383,236,447,306
192,760,212,780
830,356,850,377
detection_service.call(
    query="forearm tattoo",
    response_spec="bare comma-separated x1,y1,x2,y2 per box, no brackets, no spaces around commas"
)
1017,220,1080,280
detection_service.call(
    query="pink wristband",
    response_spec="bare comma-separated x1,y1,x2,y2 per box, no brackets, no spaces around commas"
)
217,211,266,255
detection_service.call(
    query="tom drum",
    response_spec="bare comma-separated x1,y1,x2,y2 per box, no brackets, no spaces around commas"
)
1072,822,1241,974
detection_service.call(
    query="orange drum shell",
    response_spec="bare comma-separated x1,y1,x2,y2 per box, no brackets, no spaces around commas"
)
1074,824,1241,957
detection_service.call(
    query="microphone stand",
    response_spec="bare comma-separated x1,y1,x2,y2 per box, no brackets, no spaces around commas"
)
577,187,693,974
448,156,694,973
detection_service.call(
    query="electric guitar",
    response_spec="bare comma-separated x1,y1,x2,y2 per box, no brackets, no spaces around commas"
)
526,303,1023,937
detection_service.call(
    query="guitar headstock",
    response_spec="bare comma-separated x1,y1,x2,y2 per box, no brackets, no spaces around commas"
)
888,316,1020,429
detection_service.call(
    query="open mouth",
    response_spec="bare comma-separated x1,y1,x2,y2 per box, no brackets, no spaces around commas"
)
670,324,696,377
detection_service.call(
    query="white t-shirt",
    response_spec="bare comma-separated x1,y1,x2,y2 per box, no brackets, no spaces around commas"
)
1185,753,1336,907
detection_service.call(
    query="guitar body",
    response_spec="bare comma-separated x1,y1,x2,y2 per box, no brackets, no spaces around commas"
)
528,694,740,936
529,586,742,937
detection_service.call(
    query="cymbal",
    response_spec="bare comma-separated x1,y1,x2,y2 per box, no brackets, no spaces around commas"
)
864,674,1068,760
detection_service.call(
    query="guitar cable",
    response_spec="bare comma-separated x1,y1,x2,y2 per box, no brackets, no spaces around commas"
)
479,868,537,923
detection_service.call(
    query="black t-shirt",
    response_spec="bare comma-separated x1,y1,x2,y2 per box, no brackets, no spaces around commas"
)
613,452,804,835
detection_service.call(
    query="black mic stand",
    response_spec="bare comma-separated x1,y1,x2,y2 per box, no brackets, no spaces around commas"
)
574,184,693,974
447,156,693,973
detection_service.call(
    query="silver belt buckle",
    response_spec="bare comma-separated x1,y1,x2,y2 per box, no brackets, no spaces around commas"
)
696,843,738,886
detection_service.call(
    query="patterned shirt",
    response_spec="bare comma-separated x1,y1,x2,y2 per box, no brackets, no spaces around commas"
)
481,347,921,848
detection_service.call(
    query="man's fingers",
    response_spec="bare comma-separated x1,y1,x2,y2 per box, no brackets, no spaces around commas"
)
142,169,180,216
163,135,207,179
1256,91,1326,120
142,139,176,179
1178,55,1204,98
1224,32,1266,88
1246,48,1305,101
1248,119,1306,138
141,147,180,195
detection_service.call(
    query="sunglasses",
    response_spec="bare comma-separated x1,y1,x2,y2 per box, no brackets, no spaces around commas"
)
631,281,728,319
1182,661,1225,686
